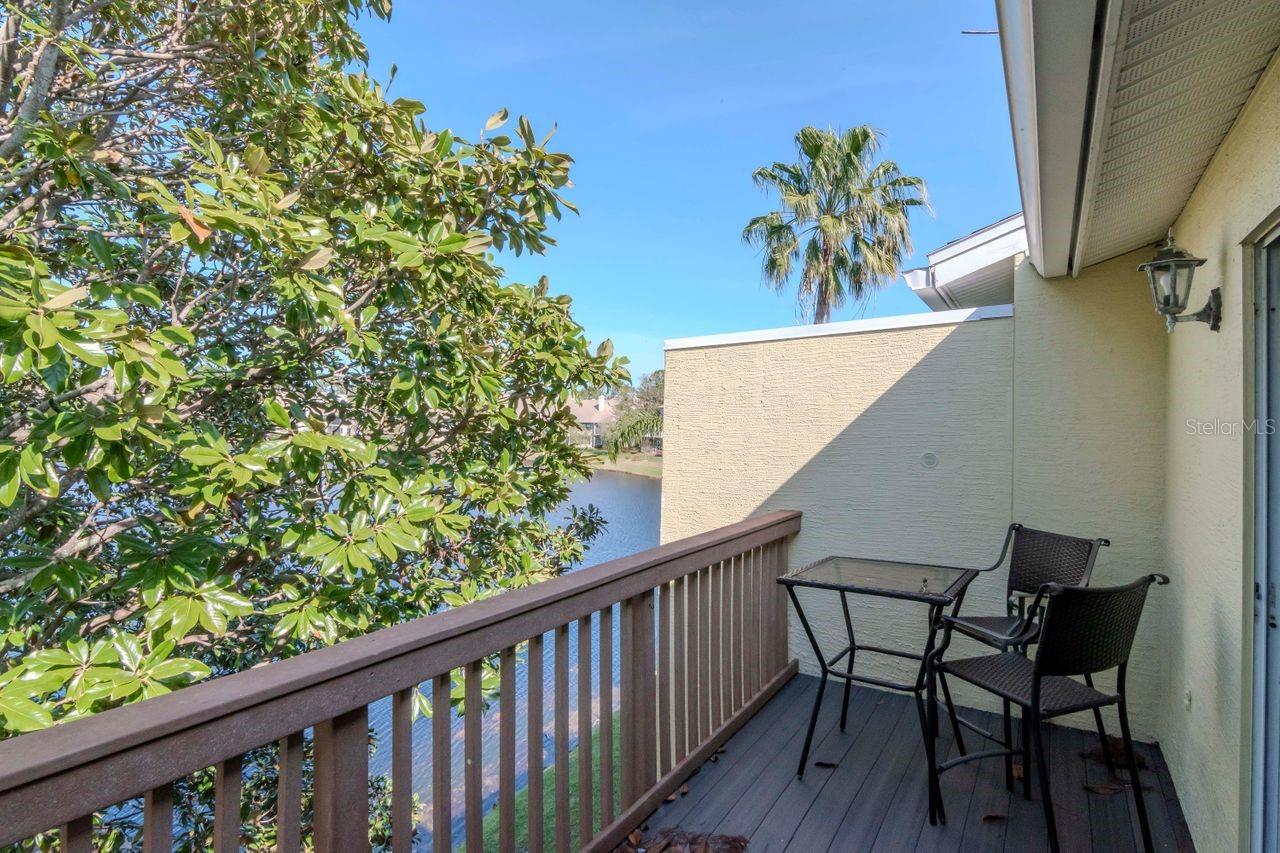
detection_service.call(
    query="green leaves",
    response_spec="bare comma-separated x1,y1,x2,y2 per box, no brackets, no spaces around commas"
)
0,0,628,784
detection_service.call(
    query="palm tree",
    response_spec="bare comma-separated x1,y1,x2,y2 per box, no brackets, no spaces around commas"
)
744,126,927,324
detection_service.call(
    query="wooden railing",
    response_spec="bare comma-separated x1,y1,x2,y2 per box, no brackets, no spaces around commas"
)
0,510,800,851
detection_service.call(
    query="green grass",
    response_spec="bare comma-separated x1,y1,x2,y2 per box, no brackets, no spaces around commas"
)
480,716,622,851
587,449,662,479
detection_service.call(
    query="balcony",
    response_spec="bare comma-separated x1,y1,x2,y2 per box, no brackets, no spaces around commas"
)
0,512,1189,851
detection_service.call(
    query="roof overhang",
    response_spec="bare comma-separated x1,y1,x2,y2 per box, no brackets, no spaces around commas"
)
904,213,1027,310
995,0,1101,279
998,0,1280,278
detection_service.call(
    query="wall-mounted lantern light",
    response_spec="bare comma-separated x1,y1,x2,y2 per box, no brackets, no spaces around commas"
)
1138,229,1219,332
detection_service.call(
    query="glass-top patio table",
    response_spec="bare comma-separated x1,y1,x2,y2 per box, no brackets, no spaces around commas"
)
778,556,980,794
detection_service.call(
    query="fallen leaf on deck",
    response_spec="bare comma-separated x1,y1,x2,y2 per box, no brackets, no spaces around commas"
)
982,814,1008,823
1084,782,1126,795
815,761,838,769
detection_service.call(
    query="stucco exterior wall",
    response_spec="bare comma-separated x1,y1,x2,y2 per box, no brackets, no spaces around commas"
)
1157,58,1280,853
661,316,1020,709
1010,250,1169,733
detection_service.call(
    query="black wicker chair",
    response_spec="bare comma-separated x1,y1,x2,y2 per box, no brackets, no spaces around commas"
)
927,574,1169,853
937,523,1111,790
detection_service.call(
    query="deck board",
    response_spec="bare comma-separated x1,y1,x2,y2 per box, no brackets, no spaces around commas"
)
641,675,1195,852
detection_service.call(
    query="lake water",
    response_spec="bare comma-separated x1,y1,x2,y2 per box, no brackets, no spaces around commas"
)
367,469,661,846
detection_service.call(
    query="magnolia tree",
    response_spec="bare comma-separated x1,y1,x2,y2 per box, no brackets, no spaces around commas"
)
0,0,625,845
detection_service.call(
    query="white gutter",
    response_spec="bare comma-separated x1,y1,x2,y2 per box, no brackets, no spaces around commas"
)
995,0,1099,279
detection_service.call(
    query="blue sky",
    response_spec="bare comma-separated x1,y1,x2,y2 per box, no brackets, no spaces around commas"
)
357,1,1020,377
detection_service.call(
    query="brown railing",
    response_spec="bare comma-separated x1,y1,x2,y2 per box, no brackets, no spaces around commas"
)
0,510,800,851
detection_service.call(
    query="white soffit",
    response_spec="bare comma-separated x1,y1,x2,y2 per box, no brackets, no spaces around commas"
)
903,213,1027,311
1074,0,1280,272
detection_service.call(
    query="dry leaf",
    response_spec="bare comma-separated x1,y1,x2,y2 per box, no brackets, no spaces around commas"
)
300,246,334,270
274,190,301,210
41,286,89,311
664,792,678,803
679,784,689,796
1012,764,1024,780
1084,782,1125,795
981,814,1008,823
177,205,212,243
815,761,838,769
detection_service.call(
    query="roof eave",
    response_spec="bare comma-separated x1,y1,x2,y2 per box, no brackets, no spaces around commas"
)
996,0,1101,280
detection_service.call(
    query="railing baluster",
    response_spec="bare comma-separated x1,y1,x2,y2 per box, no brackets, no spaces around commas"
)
775,538,790,673
732,553,744,710
143,782,173,850
464,661,483,853
620,592,657,808
278,732,304,853
554,624,571,853
62,816,92,853
392,688,414,853
636,591,658,792
599,606,615,827
746,547,758,698
577,615,595,846
710,561,724,729
673,575,688,765
214,754,243,853
528,634,545,853
432,673,451,853
500,647,517,852
658,582,673,778
314,708,369,853
758,545,770,683
696,565,710,746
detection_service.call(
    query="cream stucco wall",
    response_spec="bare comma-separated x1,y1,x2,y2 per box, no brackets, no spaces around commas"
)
1156,57,1280,853
661,316,1022,712
1010,250,1170,732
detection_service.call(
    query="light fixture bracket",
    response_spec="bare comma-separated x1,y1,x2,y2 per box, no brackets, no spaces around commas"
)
1165,287,1221,333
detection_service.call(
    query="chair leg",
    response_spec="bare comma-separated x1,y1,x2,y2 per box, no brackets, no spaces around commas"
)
1021,709,1032,801
797,672,828,778
1117,699,1154,852
917,692,944,826
938,671,966,754
1031,712,1059,853
1003,699,1014,792
1083,673,1115,775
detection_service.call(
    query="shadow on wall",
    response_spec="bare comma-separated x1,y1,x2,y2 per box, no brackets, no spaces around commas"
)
740,321,1017,707
663,313,1164,733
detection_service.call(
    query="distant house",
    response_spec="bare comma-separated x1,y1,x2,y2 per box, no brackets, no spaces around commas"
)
568,395,617,448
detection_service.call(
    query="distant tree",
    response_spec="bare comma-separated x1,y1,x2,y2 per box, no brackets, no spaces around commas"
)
744,126,928,323
607,370,663,456
0,0,626,846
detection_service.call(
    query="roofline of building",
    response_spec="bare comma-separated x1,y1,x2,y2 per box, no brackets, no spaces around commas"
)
663,304,1013,352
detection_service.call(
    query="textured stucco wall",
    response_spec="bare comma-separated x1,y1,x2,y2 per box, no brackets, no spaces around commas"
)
661,317,1019,709
1010,250,1169,736
1158,57,1280,853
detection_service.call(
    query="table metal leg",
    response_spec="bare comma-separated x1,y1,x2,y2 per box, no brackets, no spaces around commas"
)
787,585,831,778
839,591,855,731
798,671,828,778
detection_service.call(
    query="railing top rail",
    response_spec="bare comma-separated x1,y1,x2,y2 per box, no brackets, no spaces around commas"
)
0,510,799,809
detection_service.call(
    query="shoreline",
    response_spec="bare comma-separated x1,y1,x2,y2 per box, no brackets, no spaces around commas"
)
586,449,662,480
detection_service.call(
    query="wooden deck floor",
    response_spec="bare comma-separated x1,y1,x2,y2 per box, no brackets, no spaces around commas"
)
641,675,1195,852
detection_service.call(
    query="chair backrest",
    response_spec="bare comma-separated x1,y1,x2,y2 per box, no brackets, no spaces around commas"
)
1006,524,1107,596
1034,574,1168,677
